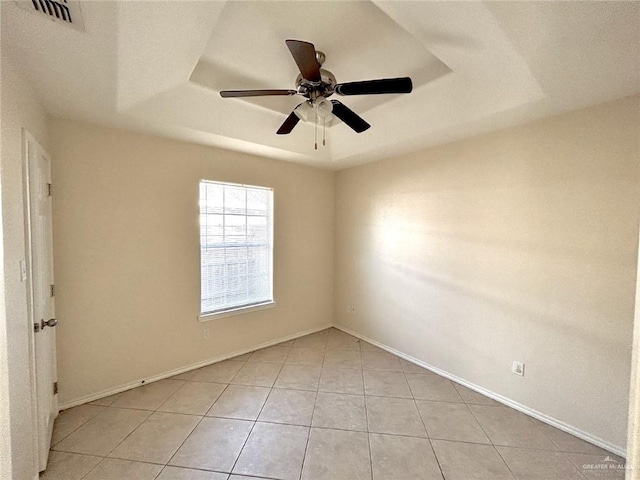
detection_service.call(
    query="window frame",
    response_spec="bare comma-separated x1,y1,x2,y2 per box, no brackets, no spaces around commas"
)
197,179,275,322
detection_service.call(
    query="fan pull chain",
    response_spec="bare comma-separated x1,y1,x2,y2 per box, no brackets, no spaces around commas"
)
322,116,326,146
314,108,318,150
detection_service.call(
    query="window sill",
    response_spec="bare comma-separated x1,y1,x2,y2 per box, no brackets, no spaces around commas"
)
198,301,276,322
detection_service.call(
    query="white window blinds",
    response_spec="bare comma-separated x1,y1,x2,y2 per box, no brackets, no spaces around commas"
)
199,180,274,315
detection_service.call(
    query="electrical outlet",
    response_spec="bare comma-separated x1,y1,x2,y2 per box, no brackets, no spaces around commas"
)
203,329,209,339
346,304,356,314
512,361,525,376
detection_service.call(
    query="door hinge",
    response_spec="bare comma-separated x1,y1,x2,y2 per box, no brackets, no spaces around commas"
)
47,183,52,197
50,284,55,297
53,382,58,395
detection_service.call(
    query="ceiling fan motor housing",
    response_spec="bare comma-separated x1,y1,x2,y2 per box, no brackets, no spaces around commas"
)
296,69,337,99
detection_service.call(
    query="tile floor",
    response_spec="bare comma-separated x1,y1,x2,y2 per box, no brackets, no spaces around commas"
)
44,328,626,480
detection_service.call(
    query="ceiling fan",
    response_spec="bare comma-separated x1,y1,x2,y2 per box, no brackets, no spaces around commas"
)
219,39,413,147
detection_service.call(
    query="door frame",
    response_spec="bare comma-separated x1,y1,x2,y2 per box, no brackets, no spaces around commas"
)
628,254,640,480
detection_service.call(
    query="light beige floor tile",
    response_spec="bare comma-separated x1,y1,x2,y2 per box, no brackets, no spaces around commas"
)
416,400,491,444
83,458,163,480
229,477,271,480
453,383,500,406
87,394,120,407
319,367,364,395
229,476,271,480
369,433,444,480
327,330,361,350
285,347,325,367
565,452,627,479
158,381,226,415
110,379,185,410
431,439,515,480
52,405,106,445
362,350,403,371
278,339,296,347
536,422,612,455
248,345,291,364
109,411,200,464
406,373,463,402
400,358,433,374
233,422,309,480
366,396,427,437
360,341,386,353
323,349,362,369
191,360,245,383
207,385,270,420
53,408,151,456
302,428,371,480
231,362,282,387
364,369,412,398
293,331,328,349
497,446,584,480
40,451,102,480
312,392,367,431
171,370,196,381
157,466,228,480
274,365,321,391
258,388,316,426
469,405,558,450
169,417,253,472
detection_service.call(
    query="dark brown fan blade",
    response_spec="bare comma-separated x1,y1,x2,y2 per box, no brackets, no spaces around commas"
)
330,100,370,133
220,89,297,98
285,40,321,82
334,77,413,96
276,111,300,135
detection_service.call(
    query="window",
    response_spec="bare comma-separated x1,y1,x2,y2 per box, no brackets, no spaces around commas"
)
199,180,274,318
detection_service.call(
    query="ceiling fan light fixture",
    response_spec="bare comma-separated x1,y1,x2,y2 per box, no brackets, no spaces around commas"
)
314,97,333,118
294,101,314,122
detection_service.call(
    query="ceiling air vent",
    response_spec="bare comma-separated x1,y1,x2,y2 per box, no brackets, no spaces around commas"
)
15,0,85,32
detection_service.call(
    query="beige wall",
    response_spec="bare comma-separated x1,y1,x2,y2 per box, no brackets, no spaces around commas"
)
0,46,50,480
22,93,639,460
49,119,335,405
334,96,640,450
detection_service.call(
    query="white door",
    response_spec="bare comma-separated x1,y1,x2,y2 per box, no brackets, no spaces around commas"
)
23,129,58,472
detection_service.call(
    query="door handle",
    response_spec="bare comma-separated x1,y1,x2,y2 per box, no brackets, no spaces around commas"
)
41,318,57,329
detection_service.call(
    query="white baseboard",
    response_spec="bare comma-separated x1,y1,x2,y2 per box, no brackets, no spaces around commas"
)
59,323,333,410
333,323,627,459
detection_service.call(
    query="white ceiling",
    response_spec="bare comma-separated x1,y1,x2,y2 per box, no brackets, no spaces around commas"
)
190,1,451,118
2,1,639,170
